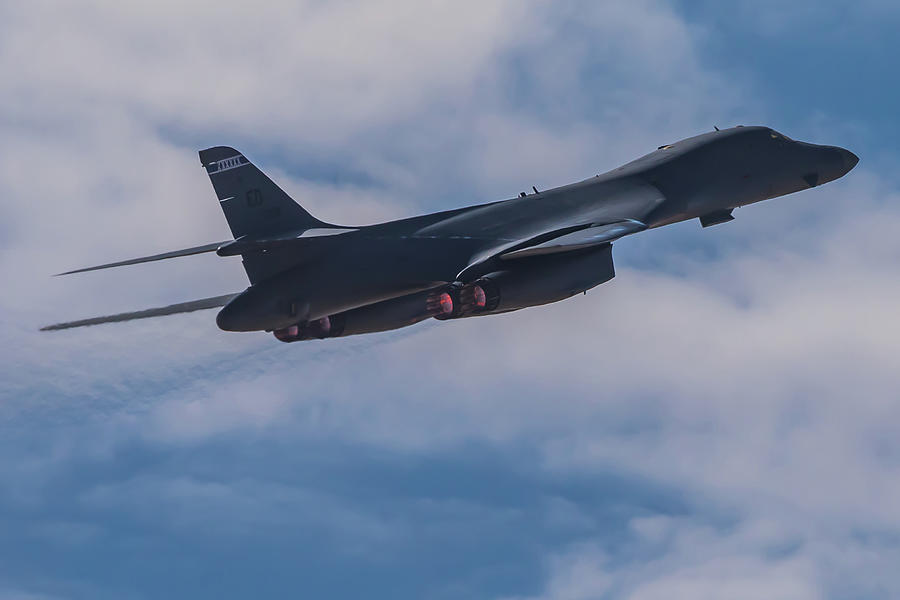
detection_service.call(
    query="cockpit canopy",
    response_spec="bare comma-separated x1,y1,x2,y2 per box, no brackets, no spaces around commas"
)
768,129,793,142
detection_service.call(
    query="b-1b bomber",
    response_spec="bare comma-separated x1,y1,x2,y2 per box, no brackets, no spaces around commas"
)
43,126,858,341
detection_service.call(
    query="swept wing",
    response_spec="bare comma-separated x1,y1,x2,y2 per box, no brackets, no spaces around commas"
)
457,219,646,280
500,219,646,259
40,294,238,331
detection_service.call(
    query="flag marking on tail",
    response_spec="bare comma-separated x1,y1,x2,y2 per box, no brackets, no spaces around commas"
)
205,155,249,175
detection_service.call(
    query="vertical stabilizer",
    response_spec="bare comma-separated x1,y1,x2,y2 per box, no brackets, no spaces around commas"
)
199,146,337,283
199,146,331,238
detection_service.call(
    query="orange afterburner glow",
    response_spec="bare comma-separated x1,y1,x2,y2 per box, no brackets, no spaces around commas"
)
472,284,487,308
438,292,454,315
426,289,457,318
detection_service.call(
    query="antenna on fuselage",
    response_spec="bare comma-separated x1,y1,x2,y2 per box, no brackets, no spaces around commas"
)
532,186,539,194
714,126,720,131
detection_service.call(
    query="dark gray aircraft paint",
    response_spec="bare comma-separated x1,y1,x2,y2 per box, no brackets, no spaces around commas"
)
43,126,858,341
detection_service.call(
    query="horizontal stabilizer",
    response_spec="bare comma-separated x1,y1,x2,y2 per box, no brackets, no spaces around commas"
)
40,293,238,331
55,241,229,276
216,227,358,256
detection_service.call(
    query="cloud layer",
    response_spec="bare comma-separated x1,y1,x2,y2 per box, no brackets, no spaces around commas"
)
1,1,898,599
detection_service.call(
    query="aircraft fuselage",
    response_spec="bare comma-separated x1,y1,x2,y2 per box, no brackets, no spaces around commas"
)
216,126,857,335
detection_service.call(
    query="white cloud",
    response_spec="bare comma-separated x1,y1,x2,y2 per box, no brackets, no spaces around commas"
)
511,534,821,600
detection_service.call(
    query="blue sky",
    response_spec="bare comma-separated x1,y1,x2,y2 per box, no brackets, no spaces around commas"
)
2,1,900,599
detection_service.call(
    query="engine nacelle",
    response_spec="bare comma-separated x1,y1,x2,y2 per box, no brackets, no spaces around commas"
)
429,280,499,320
272,244,615,342
272,315,336,342
273,289,436,342
467,243,615,315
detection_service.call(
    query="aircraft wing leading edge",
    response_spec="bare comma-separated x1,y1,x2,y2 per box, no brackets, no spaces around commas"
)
457,219,646,280
500,219,647,259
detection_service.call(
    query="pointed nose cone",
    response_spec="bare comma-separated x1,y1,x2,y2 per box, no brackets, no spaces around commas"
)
820,146,859,183
840,148,859,172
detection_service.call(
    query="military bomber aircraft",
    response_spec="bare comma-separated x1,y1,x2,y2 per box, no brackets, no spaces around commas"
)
43,126,858,341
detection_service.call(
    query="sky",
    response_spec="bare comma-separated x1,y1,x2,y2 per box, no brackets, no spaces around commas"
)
1,1,899,598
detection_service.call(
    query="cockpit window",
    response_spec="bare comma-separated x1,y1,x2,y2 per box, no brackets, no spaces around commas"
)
769,130,793,141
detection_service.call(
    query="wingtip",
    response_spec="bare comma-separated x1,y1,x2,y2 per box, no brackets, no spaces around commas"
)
52,266,101,276
49,241,228,277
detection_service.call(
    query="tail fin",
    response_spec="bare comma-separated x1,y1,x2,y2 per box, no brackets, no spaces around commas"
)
199,146,335,283
199,146,331,238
